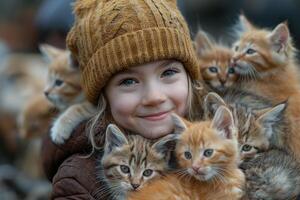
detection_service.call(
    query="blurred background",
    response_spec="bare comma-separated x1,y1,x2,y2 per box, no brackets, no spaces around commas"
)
0,0,299,199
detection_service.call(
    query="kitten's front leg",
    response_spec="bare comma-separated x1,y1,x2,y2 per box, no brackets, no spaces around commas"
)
51,101,97,144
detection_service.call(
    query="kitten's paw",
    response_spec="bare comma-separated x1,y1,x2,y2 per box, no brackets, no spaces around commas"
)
50,119,71,144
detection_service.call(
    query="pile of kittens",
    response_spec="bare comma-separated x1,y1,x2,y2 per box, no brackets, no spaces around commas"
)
94,15,300,200
25,15,300,199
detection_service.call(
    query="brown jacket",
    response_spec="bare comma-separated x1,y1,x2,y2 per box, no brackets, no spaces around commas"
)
41,121,109,199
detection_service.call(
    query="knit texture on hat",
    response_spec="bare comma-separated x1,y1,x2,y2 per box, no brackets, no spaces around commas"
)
67,0,200,105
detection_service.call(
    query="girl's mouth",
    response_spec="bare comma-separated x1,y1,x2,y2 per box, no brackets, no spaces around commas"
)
140,111,170,121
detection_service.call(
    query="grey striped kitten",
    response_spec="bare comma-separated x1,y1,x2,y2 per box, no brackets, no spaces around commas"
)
97,124,176,200
238,103,300,200
204,92,300,199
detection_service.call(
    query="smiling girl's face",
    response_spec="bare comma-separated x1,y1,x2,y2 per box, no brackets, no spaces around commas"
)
105,60,189,139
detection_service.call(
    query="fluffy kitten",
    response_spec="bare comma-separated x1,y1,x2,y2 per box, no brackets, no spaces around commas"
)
194,31,238,93
238,104,300,199
231,15,300,160
98,124,176,200
204,92,300,199
129,106,245,200
40,44,97,144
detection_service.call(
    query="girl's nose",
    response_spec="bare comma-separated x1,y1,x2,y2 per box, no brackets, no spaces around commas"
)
141,83,166,106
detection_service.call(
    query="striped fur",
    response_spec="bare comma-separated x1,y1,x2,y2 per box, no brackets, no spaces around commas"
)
97,124,176,200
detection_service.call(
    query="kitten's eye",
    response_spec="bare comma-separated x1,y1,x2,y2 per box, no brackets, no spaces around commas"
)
184,151,192,160
119,78,138,86
227,67,235,74
246,48,256,55
208,66,218,73
55,79,64,86
161,68,178,77
143,169,153,177
234,46,239,51
242,144,252,152
120,165,130,174
203,149,214,157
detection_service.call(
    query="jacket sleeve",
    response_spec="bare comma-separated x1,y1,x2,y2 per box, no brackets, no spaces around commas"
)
51,154,108,200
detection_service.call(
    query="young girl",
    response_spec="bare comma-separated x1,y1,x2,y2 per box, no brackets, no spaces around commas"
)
41,0,205,199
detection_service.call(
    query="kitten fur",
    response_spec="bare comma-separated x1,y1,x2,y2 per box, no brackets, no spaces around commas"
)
231,15,300,160
40,44,97,144
98,124,176,200
238,104,300,199
204,92,300,199
194,31,238,93
129,107,245,200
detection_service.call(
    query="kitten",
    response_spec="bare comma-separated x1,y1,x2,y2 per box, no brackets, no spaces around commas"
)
40,44,97,144
194,31,238,93
98,124,176,200
231,15,300,160
238,104,300,199
129,106,245,200
204,92,300,199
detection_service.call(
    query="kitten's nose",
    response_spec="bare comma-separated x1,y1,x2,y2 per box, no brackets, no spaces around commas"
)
44,91,49,97
192,166,200,173
131,183,140,190
231,58,238,66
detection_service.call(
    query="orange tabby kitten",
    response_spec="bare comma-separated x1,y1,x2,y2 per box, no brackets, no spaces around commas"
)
129,106,245,200
40,44,96,144
195,31,238,93
232,15,300,160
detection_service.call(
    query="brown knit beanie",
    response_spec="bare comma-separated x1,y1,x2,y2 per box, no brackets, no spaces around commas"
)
67,0,200,105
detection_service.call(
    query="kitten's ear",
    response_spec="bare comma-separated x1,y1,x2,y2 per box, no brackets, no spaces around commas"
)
211,106,236,139
152,133,178,156
268,23,290,53
171,114,188,134
104,124,128,154
239,14,254,32
204,92,227,120
194,31,214,56
39,44,62,62
256,103,287,138
233,14,254,38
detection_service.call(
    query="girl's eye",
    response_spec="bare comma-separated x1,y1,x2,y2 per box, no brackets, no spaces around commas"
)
119,78,138,86
184,151,192,160
120,165,130,174
246,48,256,55
203,149,214,157
161,69,178,77
242,144,252,152
208,66,218,73
55,79,64,86
143,169,153,177
227,67,235,74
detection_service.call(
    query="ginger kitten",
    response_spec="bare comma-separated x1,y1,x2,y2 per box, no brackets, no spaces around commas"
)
129,106,245,200
40,44,97,144
231,15,300,160
98,124,176,200
195,31,238,93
